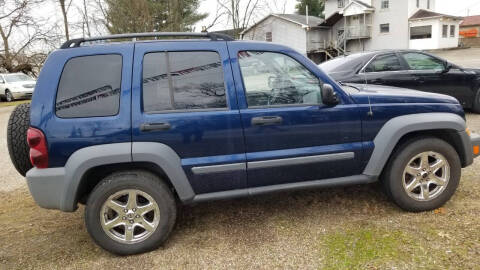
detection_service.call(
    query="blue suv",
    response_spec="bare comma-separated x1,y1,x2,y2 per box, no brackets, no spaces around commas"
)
19,32,480,255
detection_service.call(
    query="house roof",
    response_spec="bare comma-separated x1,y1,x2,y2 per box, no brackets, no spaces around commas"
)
241,14,325,35
461,15,480,27
273,14,325,28
351,0,373,9
321,12,343,27
340,0,375,16
409,9,463,21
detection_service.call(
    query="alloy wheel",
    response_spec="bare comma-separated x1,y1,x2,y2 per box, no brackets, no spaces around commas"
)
402,151,450,201
100,189,160,244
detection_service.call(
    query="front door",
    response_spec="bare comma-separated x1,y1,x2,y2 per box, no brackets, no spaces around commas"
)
400,52,473,106
228,43,364,188
132,41,246,194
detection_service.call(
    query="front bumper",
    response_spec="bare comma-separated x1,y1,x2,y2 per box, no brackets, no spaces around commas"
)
12,90,33,99
471,133,480,159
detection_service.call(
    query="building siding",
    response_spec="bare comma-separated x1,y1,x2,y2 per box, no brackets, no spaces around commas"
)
242,16,308,54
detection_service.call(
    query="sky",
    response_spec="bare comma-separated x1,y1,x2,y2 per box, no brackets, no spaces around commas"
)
195,0,480,31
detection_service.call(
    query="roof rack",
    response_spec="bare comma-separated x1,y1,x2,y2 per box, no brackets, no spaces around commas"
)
60,32,235,49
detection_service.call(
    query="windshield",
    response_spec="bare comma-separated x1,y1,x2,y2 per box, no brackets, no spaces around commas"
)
5,74,33,83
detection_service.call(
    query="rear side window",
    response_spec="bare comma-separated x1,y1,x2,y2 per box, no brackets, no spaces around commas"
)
56,54,122,118
364,54,403,73
142,51,227,112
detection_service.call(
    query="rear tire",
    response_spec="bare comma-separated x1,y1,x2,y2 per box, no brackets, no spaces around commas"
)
382,137,461,212
85,170,177,255
7,103,32,176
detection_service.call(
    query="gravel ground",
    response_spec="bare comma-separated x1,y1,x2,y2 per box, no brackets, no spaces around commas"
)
1,51,480,269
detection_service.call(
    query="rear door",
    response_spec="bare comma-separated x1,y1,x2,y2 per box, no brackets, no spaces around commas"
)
131,41,246,194
228,43,364,188
358,53,416,89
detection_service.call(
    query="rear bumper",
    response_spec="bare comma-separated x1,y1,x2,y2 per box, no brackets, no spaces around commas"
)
26,167,68,211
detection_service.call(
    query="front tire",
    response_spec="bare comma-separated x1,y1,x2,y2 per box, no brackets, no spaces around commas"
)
5,90,14,102
85,171,177,255
383,137,461,212
472,89,480,114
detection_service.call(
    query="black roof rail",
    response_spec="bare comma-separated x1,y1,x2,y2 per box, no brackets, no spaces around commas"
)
60,32,235,49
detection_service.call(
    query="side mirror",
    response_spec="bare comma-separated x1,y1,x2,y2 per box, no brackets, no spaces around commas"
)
443,62,453,73
321,83,339,106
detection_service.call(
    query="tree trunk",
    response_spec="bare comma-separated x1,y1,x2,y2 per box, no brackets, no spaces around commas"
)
59,0,70,41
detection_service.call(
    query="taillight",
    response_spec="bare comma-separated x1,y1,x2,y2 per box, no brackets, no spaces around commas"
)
27,127,48,168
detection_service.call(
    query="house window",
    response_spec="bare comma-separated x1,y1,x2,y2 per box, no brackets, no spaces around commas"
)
410,25,432,39
265,32,272,42
416,0,419,8
338,0,344,8
450,25,456,37
380,24,390,33
427,0,430,9
442,25,448,38
381,0,389,9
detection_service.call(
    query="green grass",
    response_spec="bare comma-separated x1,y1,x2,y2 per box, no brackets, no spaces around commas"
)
322,228,411,270
0,100,30,107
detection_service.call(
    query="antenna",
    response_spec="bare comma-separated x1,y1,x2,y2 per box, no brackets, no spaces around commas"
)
363,69,373,117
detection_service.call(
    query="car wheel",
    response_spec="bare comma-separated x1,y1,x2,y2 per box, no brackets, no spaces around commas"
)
472,89,480,114
5,90,14,102
7,103,33,176
382,137,461,212
85,170,177,255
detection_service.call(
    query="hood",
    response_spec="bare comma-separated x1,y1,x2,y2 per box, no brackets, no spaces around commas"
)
8,80,36,87
462,68,480,75
343,83,460,105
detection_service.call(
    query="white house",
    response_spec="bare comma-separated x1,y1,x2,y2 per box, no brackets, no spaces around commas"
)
240,14,330,63
241,0,463,62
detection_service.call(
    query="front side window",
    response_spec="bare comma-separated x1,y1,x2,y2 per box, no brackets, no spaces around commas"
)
364,54,403,73
143,51,227,112
56,54,122,118
450,25,456,37
381,0,389,9
410,25,432,40
380,23,390,33
442,25,448,38
402,52,444,70
238,51,322,107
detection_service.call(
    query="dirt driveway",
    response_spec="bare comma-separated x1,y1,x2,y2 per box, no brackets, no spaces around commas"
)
1,111,480,269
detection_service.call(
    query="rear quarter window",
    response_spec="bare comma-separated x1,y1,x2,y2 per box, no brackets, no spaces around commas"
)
55,54,122,118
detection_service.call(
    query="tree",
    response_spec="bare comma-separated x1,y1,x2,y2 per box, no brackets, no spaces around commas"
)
58,0,72,41
0,0,51,75
295,0,325,18
216,0,264,33
101,0,207,34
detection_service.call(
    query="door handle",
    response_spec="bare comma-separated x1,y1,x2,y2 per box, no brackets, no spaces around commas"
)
251,116,283,126
140,122,171,132
371,79,384,84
